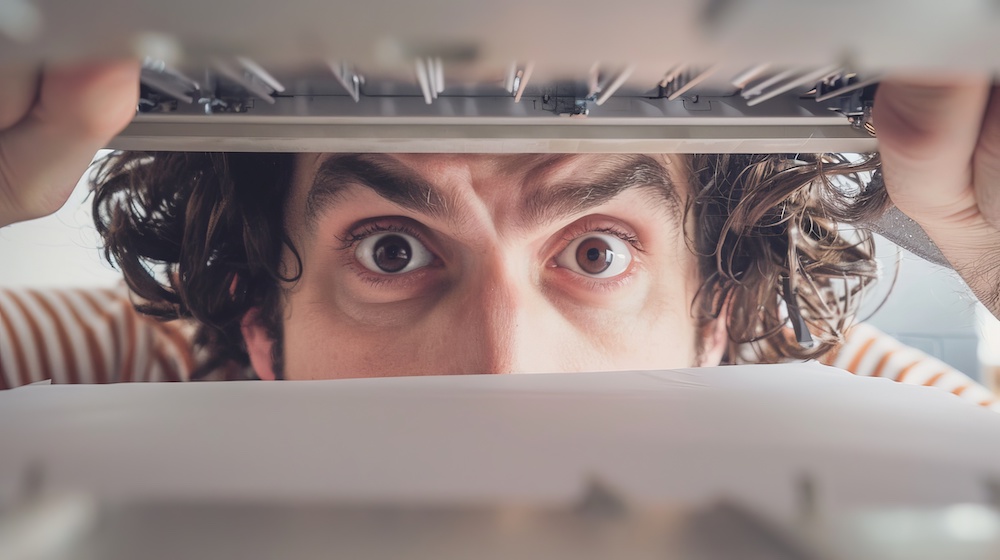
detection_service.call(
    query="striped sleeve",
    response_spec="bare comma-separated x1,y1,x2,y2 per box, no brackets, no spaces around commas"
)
0,287,195,389
825,323,1000,412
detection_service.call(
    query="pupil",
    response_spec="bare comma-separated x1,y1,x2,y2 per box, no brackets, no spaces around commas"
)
575,237,613,274
373,235,412,273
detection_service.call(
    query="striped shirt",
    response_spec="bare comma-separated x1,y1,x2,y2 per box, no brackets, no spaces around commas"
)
0,287,193,387
824,322,1000,412
1,287,998,411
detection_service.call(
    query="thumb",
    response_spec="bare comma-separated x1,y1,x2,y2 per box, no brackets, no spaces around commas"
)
0,60,139,227
873,77,990,226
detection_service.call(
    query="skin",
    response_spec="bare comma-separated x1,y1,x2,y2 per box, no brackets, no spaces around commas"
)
3,63,1000,379
241,153,727,379
0,62,138,227
874,77,1000,317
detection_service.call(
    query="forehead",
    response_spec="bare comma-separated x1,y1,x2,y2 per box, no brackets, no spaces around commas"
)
288,153,685,236
295,153,679,185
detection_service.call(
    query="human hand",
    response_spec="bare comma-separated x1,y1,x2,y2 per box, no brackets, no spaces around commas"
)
874,77,1000,317
0,60,139,228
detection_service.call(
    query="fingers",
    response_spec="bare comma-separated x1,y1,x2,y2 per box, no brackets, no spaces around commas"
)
0,65,39,129
0,60,139,226
31,60,141,138
873,76,991,226
875,77,1000,318
974,87,1000,230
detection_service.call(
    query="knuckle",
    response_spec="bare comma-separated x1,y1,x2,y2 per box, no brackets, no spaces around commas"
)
36,62,138,139
873,98,947,158
0,86,38,130
0,106,26,130
874,80,990,160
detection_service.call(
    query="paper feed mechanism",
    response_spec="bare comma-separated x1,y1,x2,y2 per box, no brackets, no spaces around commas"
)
128,57,881,154
4,0,998,153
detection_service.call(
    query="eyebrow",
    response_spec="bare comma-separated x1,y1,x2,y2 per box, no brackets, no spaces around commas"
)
517,154,680,228
305,153,680,230
306,154,450,225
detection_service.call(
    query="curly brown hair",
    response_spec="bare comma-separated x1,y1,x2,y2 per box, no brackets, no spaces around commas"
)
90,152,886,378
685,153,886,363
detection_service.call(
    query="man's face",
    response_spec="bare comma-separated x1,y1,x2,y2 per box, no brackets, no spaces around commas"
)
243,153,726,379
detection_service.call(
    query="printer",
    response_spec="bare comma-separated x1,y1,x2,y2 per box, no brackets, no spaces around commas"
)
2,1,1000,558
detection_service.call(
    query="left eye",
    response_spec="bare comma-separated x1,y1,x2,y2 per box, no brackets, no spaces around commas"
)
554,233,632,278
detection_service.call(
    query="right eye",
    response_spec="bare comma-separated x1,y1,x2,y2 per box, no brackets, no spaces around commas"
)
355,232,435,274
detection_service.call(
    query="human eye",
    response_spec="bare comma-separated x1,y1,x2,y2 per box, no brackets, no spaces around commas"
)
554,231,633,279
353,228,435,274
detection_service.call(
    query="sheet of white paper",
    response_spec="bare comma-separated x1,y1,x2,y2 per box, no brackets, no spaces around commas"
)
1,363,999,522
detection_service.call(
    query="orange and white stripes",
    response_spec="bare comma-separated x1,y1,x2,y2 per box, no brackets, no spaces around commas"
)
0,287,193,389
827,322,1000,412
3,287,1000,411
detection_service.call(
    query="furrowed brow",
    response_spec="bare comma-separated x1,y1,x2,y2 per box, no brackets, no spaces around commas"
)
518,155,681,228
305,154,449,226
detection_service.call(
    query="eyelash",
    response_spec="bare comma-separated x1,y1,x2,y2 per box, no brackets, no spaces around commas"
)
342,221,641,253
560,224,644,253
337,221,426,250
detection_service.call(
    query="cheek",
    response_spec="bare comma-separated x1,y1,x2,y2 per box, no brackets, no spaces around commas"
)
279,322,400,379
276,229,706,376
280,300,462,379
554,254,703,368
280,299,701,378
584,261,703,369
573,300,701,369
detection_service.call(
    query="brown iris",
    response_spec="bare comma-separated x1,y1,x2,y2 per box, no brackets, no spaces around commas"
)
372,234,412,272
575,237,614,274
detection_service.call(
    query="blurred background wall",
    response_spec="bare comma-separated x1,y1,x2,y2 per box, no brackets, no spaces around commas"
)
0,154,121,288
